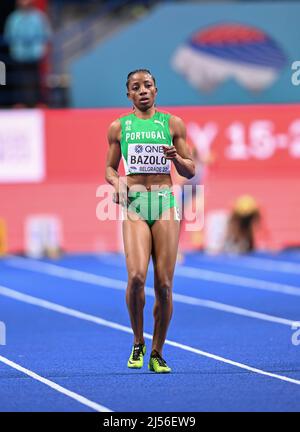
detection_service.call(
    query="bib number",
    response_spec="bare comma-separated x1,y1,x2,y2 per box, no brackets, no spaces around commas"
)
127,143,171,174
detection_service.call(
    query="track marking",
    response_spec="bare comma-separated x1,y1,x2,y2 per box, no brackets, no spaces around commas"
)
176,266,300,296
169,293,295,326
5,257,296,326
1,284,300,387
192,254,300,275
0,354,112,412
70,252,300,276
9,255,300,297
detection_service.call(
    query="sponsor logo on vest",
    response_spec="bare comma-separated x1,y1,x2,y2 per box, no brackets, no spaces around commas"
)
127,142,171,174
130,144,168,166
134,145,164,154
135,145,143,153
158,190,169,198
125,120,132,131
154,119,165,127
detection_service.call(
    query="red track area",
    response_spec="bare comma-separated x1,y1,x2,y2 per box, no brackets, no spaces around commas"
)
1,105,300,253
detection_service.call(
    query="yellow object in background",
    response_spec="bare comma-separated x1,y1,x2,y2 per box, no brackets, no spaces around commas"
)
191,231,203,248
0,219,7,256
233,195,259,217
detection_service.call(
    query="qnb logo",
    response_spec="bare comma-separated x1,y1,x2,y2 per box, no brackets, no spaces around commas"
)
0,61,6,86
291,321,300,346
0,321,6,345
135,145,143,154
291,61,300,86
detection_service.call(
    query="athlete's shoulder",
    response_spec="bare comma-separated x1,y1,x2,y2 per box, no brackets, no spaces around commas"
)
169,114,184,124
169,114,185,128
108,119,121,141
168,115,186,137
108,118,121,131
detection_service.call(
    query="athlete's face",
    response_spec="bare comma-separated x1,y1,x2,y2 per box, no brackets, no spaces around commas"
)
127,73,157,111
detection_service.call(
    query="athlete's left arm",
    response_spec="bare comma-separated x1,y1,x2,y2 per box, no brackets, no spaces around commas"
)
164,116,195,179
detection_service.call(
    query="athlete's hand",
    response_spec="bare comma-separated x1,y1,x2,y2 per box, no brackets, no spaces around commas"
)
113,180,129,206
113,191,128,206
112,191,120,204
162,145,178,160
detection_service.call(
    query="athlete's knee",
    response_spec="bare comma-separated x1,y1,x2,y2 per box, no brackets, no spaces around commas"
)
155,278,172,302
128,272,146,292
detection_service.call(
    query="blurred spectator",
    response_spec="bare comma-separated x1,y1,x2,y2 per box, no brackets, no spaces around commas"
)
223,195,261,254
182,145,214,217
4,0,51,107
176,144,215,261
180,143,215,209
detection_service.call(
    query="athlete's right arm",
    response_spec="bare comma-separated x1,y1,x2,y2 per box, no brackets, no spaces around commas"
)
105,119,121,187
105,120,126,205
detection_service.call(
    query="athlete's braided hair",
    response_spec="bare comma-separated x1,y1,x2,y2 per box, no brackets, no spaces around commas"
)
126,69,156,89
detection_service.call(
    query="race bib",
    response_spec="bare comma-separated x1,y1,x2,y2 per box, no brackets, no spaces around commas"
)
127,143,171,174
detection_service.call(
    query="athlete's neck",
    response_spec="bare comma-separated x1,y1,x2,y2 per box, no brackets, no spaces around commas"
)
133,106,156,120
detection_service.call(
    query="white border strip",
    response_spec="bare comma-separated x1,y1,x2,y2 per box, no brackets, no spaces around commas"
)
5,258,297,326
1,284,300,387
0,354,112,412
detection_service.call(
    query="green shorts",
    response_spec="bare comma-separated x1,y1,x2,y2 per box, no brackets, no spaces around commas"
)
126,188,180,227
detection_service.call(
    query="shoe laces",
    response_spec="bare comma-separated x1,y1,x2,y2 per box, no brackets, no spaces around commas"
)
132,344,144,361
151,352,167,367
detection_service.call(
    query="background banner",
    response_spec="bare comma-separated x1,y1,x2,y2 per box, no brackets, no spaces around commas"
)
0,105,299,252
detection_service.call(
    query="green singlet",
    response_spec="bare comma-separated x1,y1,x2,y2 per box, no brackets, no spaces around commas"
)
119,111,180,226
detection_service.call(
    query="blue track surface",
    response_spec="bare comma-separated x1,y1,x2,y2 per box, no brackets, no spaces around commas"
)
0,251,300,412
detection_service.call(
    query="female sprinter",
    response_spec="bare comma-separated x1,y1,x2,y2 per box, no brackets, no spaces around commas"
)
105,69,195,373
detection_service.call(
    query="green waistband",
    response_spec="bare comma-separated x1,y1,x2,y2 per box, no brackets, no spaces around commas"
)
128,188,172,198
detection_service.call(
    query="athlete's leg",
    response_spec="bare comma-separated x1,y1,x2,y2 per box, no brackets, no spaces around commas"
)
123,212,152,345
151,208,180,355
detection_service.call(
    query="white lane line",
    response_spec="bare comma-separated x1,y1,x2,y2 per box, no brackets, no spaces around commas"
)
10,255,300,297
236,257,300,274
193,255,300,275
74,252,300,278
1,284,300,387
171,293,295,326
5,257,296,326
176,266,300,296
0,354,112,412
